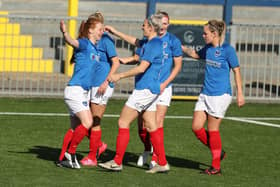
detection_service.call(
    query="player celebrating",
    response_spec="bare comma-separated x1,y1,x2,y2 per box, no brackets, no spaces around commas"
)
57,12,108,166
80,12,120,166
56,15,104,169
98,14,170,174
105,11,182,169
182,19,245,175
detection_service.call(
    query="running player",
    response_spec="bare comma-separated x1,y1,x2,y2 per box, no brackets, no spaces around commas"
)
182,19,245,175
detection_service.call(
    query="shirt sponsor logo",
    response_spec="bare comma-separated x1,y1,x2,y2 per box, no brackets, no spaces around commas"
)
206,59,221,68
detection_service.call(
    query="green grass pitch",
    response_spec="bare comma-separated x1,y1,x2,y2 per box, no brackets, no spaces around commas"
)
0,98,279,186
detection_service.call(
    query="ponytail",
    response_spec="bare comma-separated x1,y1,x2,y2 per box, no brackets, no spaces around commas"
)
78,20,87,38
77,16,102,39
207,20,226,45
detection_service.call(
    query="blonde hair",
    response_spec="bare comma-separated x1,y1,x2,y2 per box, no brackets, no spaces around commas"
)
206,20,226,45
147,13,163,35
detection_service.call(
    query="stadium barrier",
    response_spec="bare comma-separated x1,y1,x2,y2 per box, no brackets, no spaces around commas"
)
0,14,279,101
230,24,280,101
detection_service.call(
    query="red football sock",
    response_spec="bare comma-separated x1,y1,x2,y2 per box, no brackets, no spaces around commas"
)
114,128,130,165
151,127,163,162
88,130,102,160
193,128,209,146
209,131,222,169
87,129,103,147
68,124,88,154
59,129,73,161
150,128,167,166
158,127,164,143
138,126,151,152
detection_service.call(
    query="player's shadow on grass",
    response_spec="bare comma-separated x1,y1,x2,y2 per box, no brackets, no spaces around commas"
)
9,145,84,162
97,148,209,171
12,146,208,171
166,155,210,171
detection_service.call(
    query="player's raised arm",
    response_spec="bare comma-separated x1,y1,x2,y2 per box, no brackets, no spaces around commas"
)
105,25,138,46
60,20,79,48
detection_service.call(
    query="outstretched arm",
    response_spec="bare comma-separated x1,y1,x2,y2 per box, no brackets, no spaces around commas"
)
105,25,138,46
60,20,79,48
181,45,200,59
119,54,140,65
108,60,150,83
232,67,245,107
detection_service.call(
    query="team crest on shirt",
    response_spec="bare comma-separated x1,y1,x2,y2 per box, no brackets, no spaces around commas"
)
90,53,95,60
163,42,168,49
82,101,88,107
215,50,221,57
90,53,100,62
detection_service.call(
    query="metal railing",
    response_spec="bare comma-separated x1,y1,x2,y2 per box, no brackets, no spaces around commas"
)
230,24,280,101
0,14,279,101
0,15,142,97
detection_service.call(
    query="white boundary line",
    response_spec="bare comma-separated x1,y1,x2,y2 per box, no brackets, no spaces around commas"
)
233,117,280,120
0,112,279,128
0,112,69,116
225,117,280,128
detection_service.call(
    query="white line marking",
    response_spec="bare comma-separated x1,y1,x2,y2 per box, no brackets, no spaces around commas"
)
235,117,280,120
0,112,69,116
225,117,280,128
165,115,193,119
0,112,279,128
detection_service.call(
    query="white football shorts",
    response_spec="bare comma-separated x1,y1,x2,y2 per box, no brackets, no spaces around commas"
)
125,89,159,112
64,86,90,116
90,85,114,105
156,86,172,106
194,93,232,118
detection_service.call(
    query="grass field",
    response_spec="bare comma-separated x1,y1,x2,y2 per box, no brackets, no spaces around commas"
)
0,97,279,187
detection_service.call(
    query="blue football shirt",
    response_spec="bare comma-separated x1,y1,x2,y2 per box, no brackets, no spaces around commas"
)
135,37,163,94
91,32,117,87
68,38,99,90
198,43,239,96
159,32,182,86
